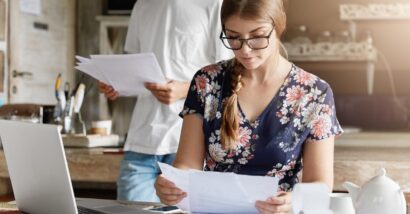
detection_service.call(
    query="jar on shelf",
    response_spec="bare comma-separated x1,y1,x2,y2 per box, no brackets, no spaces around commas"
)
316,30,333,43
290,25,312,44
334,30,352,43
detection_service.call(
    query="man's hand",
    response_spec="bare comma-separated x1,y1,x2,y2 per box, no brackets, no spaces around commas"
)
144,80,190,105
99,82,119,100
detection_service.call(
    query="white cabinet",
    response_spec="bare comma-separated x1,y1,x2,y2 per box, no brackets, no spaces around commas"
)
3,0,75,105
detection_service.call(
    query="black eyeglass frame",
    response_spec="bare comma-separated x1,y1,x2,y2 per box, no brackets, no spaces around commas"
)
219,26,275,50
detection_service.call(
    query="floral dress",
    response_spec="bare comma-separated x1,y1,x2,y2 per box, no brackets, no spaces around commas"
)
180,60,343,191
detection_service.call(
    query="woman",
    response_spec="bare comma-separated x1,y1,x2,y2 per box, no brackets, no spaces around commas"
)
155,0,343,213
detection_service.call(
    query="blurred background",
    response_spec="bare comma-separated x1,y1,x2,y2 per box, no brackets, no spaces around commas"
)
0,0,410,205
1,0,409,134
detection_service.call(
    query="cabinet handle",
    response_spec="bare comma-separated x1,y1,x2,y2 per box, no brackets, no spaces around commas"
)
12,70,33,78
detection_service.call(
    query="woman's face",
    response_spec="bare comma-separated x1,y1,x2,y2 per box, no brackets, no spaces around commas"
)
223,15,277,70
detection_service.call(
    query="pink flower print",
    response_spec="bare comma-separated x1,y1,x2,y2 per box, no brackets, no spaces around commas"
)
238,127,251,146
202,64,221,77
311,115,331,139
195,75,208,95
286,86,306,106
227,150,236,158
321,105,332,115
295,70,317,86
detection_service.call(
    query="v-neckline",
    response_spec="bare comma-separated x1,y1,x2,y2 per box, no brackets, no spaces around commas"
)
237,64,295,126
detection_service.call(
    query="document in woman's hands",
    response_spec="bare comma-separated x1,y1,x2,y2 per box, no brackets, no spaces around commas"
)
158,163,279,214
75,53,167,96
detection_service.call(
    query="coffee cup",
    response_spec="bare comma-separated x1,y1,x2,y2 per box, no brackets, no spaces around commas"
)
329,193,355,214
91,120,112,135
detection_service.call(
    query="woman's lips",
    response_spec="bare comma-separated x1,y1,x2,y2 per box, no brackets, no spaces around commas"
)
241,56,254,63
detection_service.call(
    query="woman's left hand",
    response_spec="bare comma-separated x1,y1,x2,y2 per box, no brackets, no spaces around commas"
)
255,191,292,214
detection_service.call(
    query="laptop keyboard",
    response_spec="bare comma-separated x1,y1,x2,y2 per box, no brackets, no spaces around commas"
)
77,206,107,214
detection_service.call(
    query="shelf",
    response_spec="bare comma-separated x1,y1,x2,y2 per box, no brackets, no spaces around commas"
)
340,3,410,20
284,42,377,62
284,41,377,95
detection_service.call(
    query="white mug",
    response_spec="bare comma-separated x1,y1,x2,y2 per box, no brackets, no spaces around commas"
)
329,193,355,214
91,120,112,135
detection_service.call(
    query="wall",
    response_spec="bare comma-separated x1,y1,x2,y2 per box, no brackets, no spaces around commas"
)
285,0,410,96
76,0,104,127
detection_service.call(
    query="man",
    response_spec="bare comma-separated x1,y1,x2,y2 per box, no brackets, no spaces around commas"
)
100,0,231,202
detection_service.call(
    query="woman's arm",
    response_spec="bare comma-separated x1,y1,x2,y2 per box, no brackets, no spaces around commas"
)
302,136,335,191
173,114,206,169
155,114,206,205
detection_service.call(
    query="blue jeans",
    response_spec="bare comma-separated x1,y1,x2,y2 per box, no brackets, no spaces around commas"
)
116,151,176,202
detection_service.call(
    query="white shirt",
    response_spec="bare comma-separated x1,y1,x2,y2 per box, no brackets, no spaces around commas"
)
123,0,232,155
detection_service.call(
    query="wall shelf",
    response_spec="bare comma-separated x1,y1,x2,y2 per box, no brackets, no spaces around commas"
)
340,3,410,20
284,42,377,95
284,42,377,62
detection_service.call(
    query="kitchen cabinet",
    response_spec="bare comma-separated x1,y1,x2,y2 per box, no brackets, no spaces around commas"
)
2,0,75,105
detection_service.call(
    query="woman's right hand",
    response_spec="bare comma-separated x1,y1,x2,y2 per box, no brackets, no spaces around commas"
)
155,175,187,205
99,82,119,100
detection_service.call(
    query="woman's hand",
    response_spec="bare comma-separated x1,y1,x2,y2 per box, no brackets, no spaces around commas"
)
155,175,187,205
144,80,189,105
255,191,292,214
99,82,119,100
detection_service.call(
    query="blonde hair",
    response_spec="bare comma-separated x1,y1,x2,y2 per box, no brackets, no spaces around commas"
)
220,0,287,149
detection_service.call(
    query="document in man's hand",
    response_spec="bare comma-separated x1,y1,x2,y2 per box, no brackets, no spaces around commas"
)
158,163,279,214
75,53,167,96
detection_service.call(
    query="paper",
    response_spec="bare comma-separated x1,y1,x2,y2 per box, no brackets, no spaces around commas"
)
158,163,279,214
20,0,41,15
292,183,332,214
75,53,167,96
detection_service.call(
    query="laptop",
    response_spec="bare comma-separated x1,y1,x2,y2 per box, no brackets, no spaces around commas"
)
0,120,167,214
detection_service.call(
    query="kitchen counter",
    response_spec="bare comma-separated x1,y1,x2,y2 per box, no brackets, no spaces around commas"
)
1,132,410,203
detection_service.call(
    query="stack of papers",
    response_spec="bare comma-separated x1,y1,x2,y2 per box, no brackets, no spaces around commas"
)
158,163,279,214
75,53,167,96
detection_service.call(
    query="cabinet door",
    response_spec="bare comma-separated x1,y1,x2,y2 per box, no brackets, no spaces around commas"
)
8,0,75,104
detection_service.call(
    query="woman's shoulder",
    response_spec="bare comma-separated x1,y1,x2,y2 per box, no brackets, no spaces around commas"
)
290,64,332,92
193,60,231,81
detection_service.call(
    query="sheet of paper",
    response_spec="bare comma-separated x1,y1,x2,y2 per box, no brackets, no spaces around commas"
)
292,183,332,214
75,53,167,96
158,163,279,214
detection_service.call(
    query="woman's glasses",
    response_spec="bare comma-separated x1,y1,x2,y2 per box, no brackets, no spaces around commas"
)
220,28,274,50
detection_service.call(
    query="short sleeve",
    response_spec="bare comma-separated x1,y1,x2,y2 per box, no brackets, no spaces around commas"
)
179,70,207,118
306,82,343,141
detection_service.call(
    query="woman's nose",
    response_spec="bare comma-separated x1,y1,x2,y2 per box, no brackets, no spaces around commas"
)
238,42,252,53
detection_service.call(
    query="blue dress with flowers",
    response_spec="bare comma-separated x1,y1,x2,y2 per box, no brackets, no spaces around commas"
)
180,60,343,191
